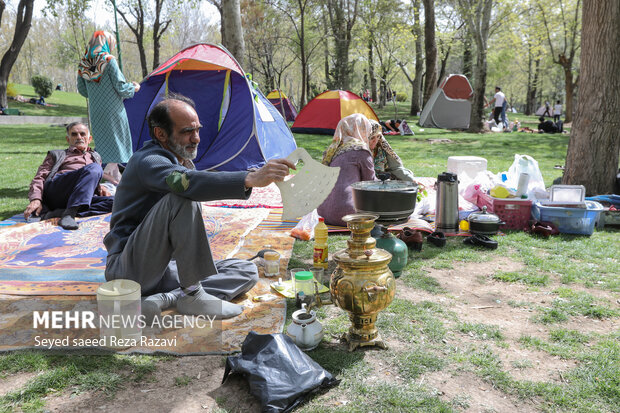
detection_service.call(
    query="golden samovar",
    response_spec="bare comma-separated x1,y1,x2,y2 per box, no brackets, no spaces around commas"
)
329,213,396,351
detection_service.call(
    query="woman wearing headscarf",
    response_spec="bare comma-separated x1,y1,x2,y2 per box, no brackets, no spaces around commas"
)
77,31,140,177
368,119,415,182
317,113,376,226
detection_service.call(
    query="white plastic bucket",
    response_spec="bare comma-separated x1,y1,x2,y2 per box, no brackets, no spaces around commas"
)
96,279,142,343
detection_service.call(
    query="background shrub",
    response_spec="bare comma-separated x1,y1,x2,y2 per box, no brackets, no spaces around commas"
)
6,83,17,98
31,75,54,98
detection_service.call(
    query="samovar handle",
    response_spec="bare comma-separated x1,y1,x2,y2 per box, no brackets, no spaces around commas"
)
364,285,388,301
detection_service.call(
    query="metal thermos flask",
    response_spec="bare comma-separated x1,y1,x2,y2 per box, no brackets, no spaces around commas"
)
435,172,459,233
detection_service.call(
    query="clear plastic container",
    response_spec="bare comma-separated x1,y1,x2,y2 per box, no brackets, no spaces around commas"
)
263,251,280,277
547,185,586,207
295,271,315,307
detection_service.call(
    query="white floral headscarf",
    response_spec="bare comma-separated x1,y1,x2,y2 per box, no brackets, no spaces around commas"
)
321,113,372,165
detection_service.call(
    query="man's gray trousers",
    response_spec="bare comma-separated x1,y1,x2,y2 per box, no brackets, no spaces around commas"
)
105,193,258,299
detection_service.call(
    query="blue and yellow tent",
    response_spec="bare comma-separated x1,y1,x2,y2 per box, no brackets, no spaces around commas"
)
125,44,297,171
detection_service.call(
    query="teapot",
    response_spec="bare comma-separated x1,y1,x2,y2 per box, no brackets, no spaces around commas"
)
286,304,324,351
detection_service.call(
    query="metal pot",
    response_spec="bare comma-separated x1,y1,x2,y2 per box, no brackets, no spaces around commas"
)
467,206,505,235
350,180,418,224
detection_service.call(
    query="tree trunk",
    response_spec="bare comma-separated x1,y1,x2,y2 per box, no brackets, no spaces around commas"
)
116,4,148,78
0,0,34,108
563,64,574,123
462,32,472,80
368,39,377,103
422,0,437,106
524,52,532,115
137,34,148,78
323,35,331,90
326,0,359,91
526,56,541,115
221,0,246,67
152,0,171,71
460,0,493,133
563,0,620,195
470,47,488,133
411,0,423,115
333,33,351,90
438,47,450,85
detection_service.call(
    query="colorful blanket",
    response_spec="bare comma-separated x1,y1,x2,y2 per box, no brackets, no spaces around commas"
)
0,206,269,295
204,182,283,208
0,225,295,355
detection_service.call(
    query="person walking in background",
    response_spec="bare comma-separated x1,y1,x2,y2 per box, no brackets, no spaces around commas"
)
501,99,508,129
553,100,562,123
485,86,505,125
543,100,552,117
77,31,140,179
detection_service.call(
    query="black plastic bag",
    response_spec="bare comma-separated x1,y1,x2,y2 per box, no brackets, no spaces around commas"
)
223,332,339,412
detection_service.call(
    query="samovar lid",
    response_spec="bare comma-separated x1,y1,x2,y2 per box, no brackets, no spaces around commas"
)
333,247,392,266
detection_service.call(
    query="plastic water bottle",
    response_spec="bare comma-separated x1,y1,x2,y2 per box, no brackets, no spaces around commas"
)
313,218,329,269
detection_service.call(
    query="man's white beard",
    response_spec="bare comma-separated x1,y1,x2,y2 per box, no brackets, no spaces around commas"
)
167,136,197,160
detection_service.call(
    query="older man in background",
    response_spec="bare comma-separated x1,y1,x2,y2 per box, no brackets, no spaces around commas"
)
24,122,113,229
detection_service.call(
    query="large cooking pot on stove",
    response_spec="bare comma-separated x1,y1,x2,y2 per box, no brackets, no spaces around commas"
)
467,206,505,235
351,180,418,224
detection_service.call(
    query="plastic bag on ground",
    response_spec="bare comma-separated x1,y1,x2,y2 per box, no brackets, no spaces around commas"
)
290,209,319,240
223,332,339,413
501,154,546,200
459,170,500,203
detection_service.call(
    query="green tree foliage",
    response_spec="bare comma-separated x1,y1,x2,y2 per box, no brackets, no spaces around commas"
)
31,74,53,98
536,0,581,122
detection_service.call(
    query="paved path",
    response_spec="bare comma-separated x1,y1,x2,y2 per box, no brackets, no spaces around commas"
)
0,116,88,125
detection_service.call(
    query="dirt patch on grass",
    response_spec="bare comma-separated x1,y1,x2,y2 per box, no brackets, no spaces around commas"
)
0,372,37,397
44,356,260,413
425,370,541,412
399,256,550,340
556,282,620,308
495,345,577,383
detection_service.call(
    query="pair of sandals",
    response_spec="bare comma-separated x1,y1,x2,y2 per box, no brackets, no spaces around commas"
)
427,231,446,247
398,228,447,250
527,221,560,237
463,234,498,250
397,227,424,251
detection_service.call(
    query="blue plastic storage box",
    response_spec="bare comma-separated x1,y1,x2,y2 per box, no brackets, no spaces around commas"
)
531,200,604,235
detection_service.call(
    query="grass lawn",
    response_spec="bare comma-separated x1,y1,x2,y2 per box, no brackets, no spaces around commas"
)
5,84,87,117
0,100,618,412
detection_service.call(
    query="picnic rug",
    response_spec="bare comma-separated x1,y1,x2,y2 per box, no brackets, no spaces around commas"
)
0,206,269,295
0,208,295,355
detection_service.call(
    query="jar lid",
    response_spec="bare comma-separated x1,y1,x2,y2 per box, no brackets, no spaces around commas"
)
264,251,279,261
294,271,313,280
97,279,141,297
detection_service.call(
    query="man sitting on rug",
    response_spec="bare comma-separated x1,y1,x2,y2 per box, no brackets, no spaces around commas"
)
24,122,113,230
104,94,295,320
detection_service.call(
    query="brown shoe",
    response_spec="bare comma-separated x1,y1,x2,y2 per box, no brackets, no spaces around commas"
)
397,227,424,251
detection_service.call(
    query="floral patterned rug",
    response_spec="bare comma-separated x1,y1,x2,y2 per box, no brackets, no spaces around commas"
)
0,209,295,355
0,206,269,295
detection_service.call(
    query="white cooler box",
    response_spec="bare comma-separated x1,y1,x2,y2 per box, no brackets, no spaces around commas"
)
447,156,487,180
